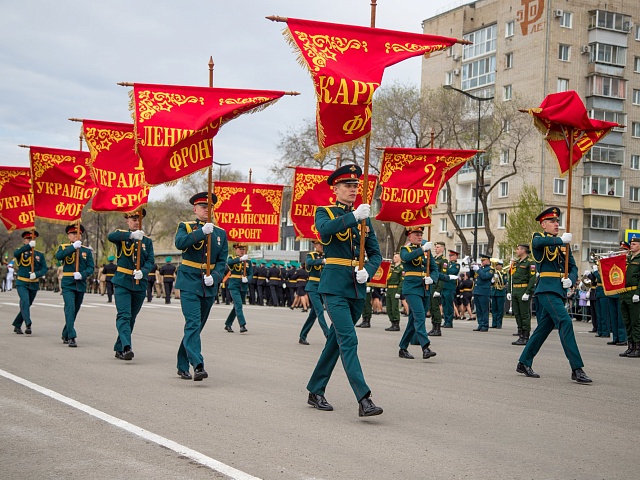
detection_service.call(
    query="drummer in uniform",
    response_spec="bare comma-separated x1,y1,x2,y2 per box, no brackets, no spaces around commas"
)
12,231,48,335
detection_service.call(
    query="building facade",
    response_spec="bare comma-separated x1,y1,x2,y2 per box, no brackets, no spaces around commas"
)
421,0,640,270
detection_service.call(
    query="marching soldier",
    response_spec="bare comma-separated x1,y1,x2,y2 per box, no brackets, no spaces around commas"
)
147,262,158,302
224,243,252,333
619,236,640,357
472,254,493,332
384,253,403,331
299,239,329,345
517,207,592,382
267,260,284,307
175,192,228,380
107,209,154,361
490,260,508,329
55,224,94,347
12,231,48,334
306,164,383,417
429,242,446,332
508,244,536,346
398,226,438,360
159,257,176,304
437,249,461,332
102,256,117,303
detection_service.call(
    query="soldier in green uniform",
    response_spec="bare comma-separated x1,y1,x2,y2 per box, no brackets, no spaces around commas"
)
55,224,95,347
619,236,640,357
398,226,438,360
107,209,154,361
509,244,536,346
306,164,383,417
102,256,117,302
224,242,252,334
516,207,592,383
490,260,508,329
299,239,329,344
175,192,228,380
429,242,446,332
356,286,372,328
472,254,493,331
384,253,403,331
12,230,47,334
439,250,461,331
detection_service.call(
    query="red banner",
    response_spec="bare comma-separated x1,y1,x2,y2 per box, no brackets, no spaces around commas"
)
213,181,284,244
30,146,97,223
524,91,618,175
376,148,477,226
83,120,150,213
283,18,458,157
0,167,34,232
290,166,378,239
130,83,286,185
368,260,392,288
598,253,628,295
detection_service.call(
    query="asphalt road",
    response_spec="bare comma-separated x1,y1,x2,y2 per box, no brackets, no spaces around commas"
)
1,289,637,479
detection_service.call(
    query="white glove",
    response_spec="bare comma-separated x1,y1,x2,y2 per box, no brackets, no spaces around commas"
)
421,242,433,252
424,276,434,285
29,272,36,280
491,278,495,284
506,293,512,301
522,293,530,301
240,254,249,261
282,283,286,288
204,275,214,286
366,286,371,293
73,272,82,280
202,223,214,235
592,265,598,272
130,230,145,241
322,258,326,264
472,264,479,271
29,240,36,248
242,276,249,283
583,278,591,285
433,291,441,298
355,266,369,284
561,277,572,289
72,240,82,249
494,273,499,280
449,275,458,281
353,203,371,221
560,232,572,243
394,293,401,299
265,278,270,284
633,294,639,303
133,269,143,280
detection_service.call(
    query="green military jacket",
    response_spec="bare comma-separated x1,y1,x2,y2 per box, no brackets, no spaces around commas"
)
490,269,509,297
510,257,536,295
13,244,48,290
531,231,577,299
305,251,324,293
386,263,403,291
400,244,438,297
107,229,155,292
55,244,95,292
227,255,253,293
435,256,460,292
174,220,227,296
622,251,640,300
315,202,382,299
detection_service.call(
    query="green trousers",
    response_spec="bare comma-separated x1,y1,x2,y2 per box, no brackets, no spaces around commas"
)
400,294,430,349
386,286,400,322
430,290,442,325
62,289,84,340
307,294,370,402
512,291,531,333
490,294,505,328
442,288,455,327
177,290,214,371
13,285,37,327
113,286,145,352
300,290,329,341
362,291,372,319
225,284,247,327
620,293,640,342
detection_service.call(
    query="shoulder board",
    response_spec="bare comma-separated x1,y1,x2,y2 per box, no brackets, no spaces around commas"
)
213,225,225,231
61,243,71,248
115,229,129,232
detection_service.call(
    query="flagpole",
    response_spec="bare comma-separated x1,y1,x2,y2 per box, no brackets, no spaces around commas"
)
564,127,573,279
358,0,378,270
206,56,215,278
135,207,142,285
426,127,435,277
76,139,82,274
19,145,37,275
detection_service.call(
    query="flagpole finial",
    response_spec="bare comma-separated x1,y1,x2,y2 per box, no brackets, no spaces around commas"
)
266,15,287,22
117,82,133,87
68,118,83,123
208,56,214,68
18,144,29,148
284,91,301,96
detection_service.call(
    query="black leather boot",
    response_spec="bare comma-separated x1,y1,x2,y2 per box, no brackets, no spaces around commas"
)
513,328,522,337
356,317,371,328
385,321,400,331
620,341,635,357
628,341,640,358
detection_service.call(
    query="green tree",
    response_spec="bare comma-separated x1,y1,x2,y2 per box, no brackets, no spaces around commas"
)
499,184,545,259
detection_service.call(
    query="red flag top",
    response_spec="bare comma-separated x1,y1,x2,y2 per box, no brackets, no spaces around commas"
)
283,18,458,157
524,91,619,175
129,83,285,185
0,167,34,232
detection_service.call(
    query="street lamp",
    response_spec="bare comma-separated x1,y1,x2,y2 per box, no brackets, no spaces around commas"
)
212,161,231,181
443,85,494,261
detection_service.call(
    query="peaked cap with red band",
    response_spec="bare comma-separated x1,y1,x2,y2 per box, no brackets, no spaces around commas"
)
189,191,218,206
536,206,561,223
65,224,85,235
327,164,362,186
21,230,39,239
405,225,425,235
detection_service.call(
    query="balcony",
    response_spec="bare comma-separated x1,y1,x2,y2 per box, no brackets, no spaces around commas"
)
583,195,621,211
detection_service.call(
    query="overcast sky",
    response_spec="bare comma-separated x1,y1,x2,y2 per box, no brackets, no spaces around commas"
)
0,0,462,200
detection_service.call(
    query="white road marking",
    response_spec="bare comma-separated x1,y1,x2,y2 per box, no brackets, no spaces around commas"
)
0,368,262,480
32,303,63,308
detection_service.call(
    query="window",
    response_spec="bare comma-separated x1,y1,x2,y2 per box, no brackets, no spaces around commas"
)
587,75,627,99
582,176,624,197
589,43,627,66
557,78,569,92
591,213,621,230
439,218,448,232
439,188,449,203
498,213,507,229
499,181,509,198
559,44,571,62
554,178,566,195
588,11,632,33
560,11,573,28
589,110,626,130
558,213,566,229
461,56,496,90
505,52,513,69
633,122,640,138
285,236,295,250
463,25,497,60
503,84,512,101
505,21,514,38
631,218,639,230
299,239,311,251
503,119,511,132
631,155,640,170
633,89,640,105
585,143,624,165
455,213,484,229
499,149,509,165
631,187,640,202
635,57,640,73
445,71,454,86
636,25,640,41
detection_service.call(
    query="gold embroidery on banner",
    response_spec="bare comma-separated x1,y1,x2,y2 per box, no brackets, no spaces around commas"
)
214,187,246,209
294,30,368,71
609,264,624,286
136,91,205,123
0,170,27,191
31,153,77,180
219,97,273,106
84,128,134,153
384,43,447,55
293,173,327,202
254,189,283,213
